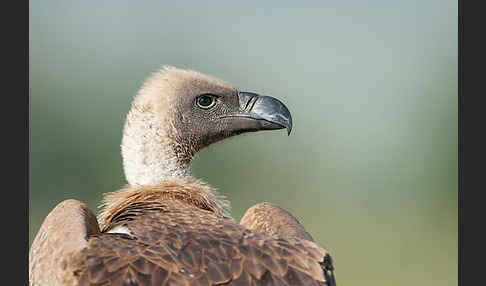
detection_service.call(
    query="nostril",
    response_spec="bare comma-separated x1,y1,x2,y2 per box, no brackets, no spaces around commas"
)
247,96,259,112
238,91,260,112
244,95,254,111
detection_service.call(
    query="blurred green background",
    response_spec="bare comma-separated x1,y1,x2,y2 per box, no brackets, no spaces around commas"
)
29,1,457,285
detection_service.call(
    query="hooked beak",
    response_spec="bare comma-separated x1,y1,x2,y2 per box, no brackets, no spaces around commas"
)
235,91,293,135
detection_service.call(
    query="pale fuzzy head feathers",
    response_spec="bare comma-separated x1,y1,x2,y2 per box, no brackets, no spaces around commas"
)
121,66,237,186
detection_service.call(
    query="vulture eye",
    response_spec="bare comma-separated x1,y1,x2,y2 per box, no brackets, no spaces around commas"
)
196,94,217,109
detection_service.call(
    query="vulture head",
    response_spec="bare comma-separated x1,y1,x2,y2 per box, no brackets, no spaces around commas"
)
122,66,292,186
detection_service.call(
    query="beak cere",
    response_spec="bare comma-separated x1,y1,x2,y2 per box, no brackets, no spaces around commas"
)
237,92,293,135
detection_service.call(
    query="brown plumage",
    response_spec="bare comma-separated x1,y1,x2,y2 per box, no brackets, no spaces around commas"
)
29,67,336,286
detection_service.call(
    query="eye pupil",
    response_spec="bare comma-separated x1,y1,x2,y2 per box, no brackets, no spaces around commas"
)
196,95,216,109
199,96,212,106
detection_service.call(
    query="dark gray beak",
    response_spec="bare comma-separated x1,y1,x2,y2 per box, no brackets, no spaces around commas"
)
238,92,293,135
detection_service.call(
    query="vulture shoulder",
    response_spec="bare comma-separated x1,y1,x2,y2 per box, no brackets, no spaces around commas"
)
241,202,315,241
29,199,101,286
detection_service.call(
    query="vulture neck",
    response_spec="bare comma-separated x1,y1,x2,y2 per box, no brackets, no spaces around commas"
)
115,105,231,225
121,106,193,186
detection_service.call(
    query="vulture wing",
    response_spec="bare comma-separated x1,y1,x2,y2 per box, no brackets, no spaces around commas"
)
30,199,335,286
241,202,336,286
29,199,101,285
241,202,315,241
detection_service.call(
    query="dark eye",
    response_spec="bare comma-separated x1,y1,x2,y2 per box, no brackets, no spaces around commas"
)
196,94,217,109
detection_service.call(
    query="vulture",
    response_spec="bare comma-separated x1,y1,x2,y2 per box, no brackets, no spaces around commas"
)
29,66,336,286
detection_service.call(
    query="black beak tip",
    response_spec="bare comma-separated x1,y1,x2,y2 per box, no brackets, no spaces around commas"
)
286,117,293,136
282,104,293,136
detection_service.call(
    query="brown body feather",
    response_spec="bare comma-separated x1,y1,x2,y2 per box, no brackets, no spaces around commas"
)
61,183,335,286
